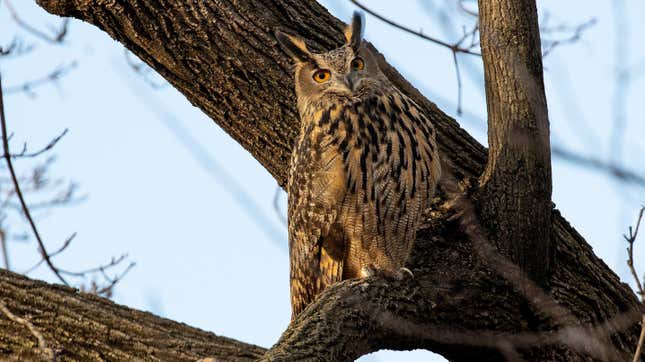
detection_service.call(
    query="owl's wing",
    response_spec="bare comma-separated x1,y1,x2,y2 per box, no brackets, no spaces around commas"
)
288,128,346,319
354,92,440,267
376,93,440,245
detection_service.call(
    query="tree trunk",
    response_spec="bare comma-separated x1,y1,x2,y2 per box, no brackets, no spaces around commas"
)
477,0,553,283
0,0,636,360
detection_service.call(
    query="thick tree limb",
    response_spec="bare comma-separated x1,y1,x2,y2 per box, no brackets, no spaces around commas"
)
14,0,642,360
0,268,265,361
262,207,643,361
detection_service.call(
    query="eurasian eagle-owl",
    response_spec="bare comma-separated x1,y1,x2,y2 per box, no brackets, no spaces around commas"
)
277,12,441,319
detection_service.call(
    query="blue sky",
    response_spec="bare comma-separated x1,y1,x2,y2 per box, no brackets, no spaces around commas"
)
1,1,644,361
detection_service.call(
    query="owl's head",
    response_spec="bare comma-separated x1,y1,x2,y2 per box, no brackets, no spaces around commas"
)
276,12,389,113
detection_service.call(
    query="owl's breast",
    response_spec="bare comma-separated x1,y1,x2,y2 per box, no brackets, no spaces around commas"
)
306,92,438,201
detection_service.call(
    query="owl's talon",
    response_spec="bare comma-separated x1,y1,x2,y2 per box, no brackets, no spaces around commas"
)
396,267,414,280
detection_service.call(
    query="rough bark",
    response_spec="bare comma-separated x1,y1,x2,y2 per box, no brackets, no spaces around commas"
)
261,211,643,360
0,268,266,361
0,0,634,360
477,0,553,283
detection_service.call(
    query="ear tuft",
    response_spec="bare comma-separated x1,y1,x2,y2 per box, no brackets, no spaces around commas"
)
275,30,313,63
344,11,364,51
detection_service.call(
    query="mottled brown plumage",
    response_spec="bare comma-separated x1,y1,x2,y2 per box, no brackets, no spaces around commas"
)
277,13,441,319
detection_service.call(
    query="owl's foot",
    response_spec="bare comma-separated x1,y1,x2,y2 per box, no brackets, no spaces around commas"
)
396,267,414,280
360,264,376,278
360,265,414,280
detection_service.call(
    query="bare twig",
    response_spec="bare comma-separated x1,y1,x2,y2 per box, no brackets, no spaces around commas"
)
451,51,463,115
626,207,645,298
624,206,645,362
0,74,69,286
22,233,76,275
3,180,85,213
0,8,132,297
0,129,68,159
350,0,479,56
0,37,34,58
124,50,167,89
59,254,129,277
609,0,630,168
5,62,77,95
95,261,136,297
541,18,596,58
0,300,55,361
77,261,136,298
457,0,478,17
4,0,68,44
552,146,645,187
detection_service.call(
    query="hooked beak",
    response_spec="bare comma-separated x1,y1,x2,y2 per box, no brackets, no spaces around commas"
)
343,73,361,93
344,75,355,91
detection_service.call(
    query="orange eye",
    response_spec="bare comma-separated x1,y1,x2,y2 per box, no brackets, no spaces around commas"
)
351,57,364,71
313,69,331,83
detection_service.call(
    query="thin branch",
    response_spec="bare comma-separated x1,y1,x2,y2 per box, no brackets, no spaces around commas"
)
124,50,167,89
5,62,77,95
4,0,68,44
95,261,136,297
4,183,85,213
0,129,68,159
552,146,645,187
0,74,69,285
625,207,645,298
58,254,129,277
1,74,130,294
0,299,55,361
455,23,479,50
349,0,480,56
457,0,478,17
610,0,629,165
451,51,463,116
22,233,76,275
624,206,645,362
541,18,596,58
0,37,34,58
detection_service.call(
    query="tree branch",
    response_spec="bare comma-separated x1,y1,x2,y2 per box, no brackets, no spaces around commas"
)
4,0,68,44
0,268,266,361
0,74,69,285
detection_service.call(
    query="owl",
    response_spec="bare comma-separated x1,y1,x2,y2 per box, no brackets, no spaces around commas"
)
277,12,441,319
